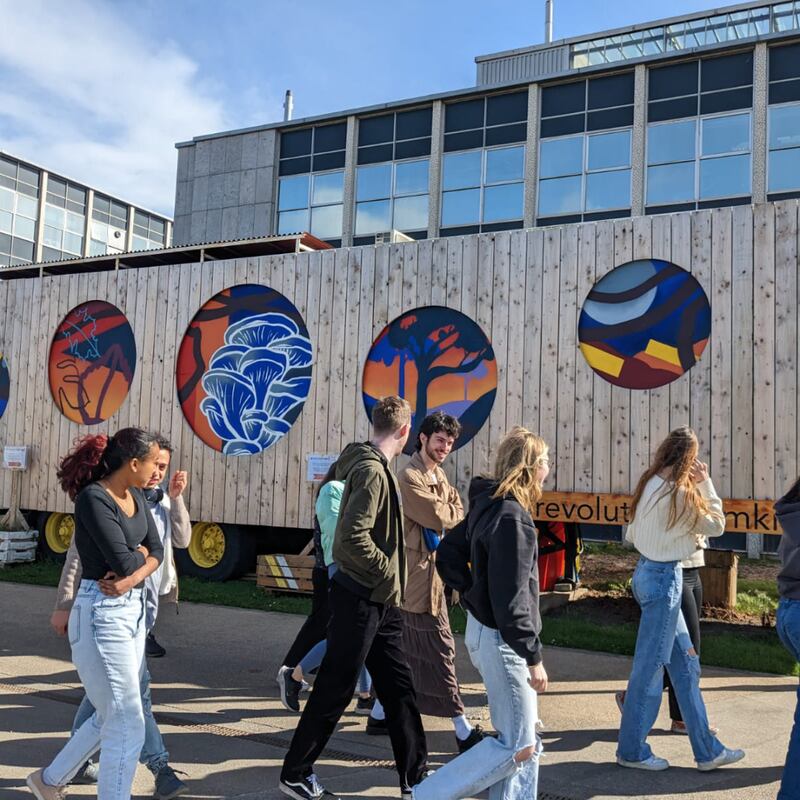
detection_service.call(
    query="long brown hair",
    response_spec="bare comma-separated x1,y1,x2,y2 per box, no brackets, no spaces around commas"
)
629,426,711,531
491,426,549,516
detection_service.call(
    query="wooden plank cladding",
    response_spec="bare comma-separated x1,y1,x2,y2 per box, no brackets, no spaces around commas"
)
0,201,797,543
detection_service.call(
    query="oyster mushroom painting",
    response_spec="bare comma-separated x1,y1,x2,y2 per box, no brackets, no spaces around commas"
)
176,284,313,455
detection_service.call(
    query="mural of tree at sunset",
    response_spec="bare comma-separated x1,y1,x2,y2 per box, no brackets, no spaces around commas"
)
362,306,497,454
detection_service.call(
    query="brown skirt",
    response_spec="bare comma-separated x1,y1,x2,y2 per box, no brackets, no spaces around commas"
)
399,604,465,718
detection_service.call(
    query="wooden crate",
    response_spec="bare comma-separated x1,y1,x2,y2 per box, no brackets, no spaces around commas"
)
257,554,315,594
700,549,738,609
0,529,38,565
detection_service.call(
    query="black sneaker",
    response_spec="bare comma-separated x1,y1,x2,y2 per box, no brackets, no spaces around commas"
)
456,723,491,753
279,773,339,799
146,633,166,658
366,715,389,735
70,760,99,784
278,666,302,713
354,696,374,715
153,764,188,799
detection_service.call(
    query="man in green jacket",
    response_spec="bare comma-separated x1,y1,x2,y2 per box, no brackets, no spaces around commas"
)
280,396,428,800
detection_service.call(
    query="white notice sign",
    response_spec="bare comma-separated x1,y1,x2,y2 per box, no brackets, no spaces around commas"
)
3,445,29,470
306,453,337,482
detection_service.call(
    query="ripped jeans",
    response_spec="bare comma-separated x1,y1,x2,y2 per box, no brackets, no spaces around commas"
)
414,612,541,800
617,557,725,765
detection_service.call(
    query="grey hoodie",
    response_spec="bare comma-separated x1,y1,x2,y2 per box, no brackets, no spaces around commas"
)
775,493,800,601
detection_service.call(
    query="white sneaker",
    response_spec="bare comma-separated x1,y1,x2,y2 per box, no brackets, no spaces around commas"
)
616,754,670,771
697,747,745,771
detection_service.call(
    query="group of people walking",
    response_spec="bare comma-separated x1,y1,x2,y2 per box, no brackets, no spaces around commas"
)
20,397,800,800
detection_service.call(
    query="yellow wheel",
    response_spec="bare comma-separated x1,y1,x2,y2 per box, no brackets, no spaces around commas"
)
44,512,74,555
188,521,226,569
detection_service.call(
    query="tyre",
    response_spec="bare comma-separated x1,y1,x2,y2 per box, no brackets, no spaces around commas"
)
174,521,255,581
38,511,74,563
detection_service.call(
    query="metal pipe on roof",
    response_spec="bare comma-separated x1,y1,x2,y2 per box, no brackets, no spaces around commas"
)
544,0,554,43
284,90,294,121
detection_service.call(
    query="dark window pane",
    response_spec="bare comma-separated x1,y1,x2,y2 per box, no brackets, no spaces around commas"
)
702,52,753,92
645,201,695,214
312,151,346,171
359,114,394,146
278,155,312,176
770,43,800,82
0,175,13,190
18,165,39,186
280,128,312,158
357,144,394,165
0,158,15,179
486,91,528,125
481,219,523,232
445,98,485,132
67,185,86,205
16,182,38,198
587,106,634,131
541,81,586,117
700,86,752,114
394,137,432,159
443,130,484,152
134,210,148,226
110,201,127,220
584,209,631,222
439,224,480,237
485,122,527,146
94,195,110,213
66,200,84,214
313,122,347,153
11,237,33,260
588,72,635,110
648,61,698,101
396,107,432,140
48,178,66,197
540,113,585,138
0,232,10,252
536,214,582,226
324,238,342,248
769,79,800,104
42,247,62,261
647,96,698,122
352,235,376,246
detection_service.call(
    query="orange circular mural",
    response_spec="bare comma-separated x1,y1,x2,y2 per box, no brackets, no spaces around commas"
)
48,301,136,424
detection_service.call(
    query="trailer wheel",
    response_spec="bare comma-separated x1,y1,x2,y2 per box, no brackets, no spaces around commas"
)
174,521,254,581
38,512,74,563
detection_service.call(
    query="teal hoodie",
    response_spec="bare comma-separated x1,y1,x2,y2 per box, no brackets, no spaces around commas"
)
315,480,344,567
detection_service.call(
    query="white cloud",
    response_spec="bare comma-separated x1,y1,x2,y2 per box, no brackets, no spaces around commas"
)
0,0,231,216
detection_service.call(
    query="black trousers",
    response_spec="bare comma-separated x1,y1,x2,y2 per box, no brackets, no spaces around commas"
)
665,566,703,721
281,580,428,789
282,566,330,668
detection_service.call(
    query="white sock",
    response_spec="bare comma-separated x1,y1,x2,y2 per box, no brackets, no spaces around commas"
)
453,714,473,740
370,699,386,720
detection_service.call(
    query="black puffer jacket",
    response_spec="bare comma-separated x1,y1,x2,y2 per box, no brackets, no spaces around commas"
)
776,492,800,601
461,477,543,666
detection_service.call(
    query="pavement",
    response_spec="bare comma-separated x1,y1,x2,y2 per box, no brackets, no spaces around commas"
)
0,581,795,800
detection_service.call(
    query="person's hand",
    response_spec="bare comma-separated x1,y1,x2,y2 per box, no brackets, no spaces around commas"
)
137,544,149,559
689,459,709,484
529,662,548,693
168,470,188,499
50,609,70,636
98,572,134,597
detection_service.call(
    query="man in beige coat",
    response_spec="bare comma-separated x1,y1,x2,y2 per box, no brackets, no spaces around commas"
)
367,411,488,753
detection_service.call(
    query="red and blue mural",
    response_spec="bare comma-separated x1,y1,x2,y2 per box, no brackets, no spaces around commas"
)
362,306,497,454
48,301,136,424
578,259,711,390
176,284,313,455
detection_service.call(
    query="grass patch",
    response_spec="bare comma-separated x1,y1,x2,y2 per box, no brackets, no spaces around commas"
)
0,560,61,586
179,576,312,616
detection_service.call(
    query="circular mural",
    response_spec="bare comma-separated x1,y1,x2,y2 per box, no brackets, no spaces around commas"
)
0,356,9,420
49,300,136,424
176,284,313,455
578,259,711,390
362,306,497,455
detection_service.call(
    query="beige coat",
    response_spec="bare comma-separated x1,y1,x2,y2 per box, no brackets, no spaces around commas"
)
398,451,464,617
54,494,191,611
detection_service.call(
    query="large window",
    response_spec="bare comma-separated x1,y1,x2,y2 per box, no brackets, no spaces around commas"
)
277,171,344,241
768,43,800,196
355,159,429,238
279,122,346,176
42,177,86,261
358,107,432,164
0,156,39,266
440,145,524,233
90,194,128,255
444,92,527,153
132,210,167,251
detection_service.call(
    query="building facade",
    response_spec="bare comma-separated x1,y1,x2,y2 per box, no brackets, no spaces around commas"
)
172,0,800,249
0,151,172,268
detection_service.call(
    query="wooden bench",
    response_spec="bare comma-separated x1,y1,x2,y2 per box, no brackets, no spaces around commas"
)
257,553,316,594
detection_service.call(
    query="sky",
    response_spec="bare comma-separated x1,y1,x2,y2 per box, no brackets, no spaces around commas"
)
0,0,730,217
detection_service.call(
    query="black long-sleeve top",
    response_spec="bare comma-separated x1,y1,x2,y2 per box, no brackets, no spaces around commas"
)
461,476,542,666
73,483,163,581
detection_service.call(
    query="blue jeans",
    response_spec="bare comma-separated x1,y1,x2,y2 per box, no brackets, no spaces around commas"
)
617,557,724,765
300,640,372,695
777,598,800,799
43,581,146,798
414,613,541,800
72,661,169,773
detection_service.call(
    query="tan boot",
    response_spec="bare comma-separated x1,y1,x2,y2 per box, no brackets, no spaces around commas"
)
26,769,66,800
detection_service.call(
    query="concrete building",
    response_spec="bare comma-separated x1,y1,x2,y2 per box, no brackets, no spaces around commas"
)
172,0,800,250
0,151,172,267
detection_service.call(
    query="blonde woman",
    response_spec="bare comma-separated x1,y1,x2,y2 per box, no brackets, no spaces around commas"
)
414,426,548,800
616,427,744,772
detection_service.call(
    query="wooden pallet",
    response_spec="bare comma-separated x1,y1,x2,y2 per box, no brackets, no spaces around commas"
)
0,529,38,565
257,554,316,594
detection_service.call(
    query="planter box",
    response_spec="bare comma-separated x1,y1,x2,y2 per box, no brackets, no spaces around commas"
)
700,549,738,609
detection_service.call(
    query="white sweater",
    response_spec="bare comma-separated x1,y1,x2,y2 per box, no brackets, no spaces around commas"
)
625,476,726,563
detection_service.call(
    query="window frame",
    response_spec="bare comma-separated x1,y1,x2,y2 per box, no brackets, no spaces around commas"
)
276,167,345,240
767,100,800,193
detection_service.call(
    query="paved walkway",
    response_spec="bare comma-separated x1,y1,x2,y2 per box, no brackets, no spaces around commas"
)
0,581,794,799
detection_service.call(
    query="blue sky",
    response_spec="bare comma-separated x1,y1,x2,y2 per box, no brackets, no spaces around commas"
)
0,0,727,216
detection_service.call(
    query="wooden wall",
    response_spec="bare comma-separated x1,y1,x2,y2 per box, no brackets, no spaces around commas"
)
1,202,796,537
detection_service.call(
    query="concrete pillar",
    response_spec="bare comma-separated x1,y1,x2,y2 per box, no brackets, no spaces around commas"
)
427,100,444,237
523,83,539,229
165,219,173,248
125,204,135,252
752,42,768,204
631,63,647,217
83,189,94,257
33,170,48,263
341,115,358,246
